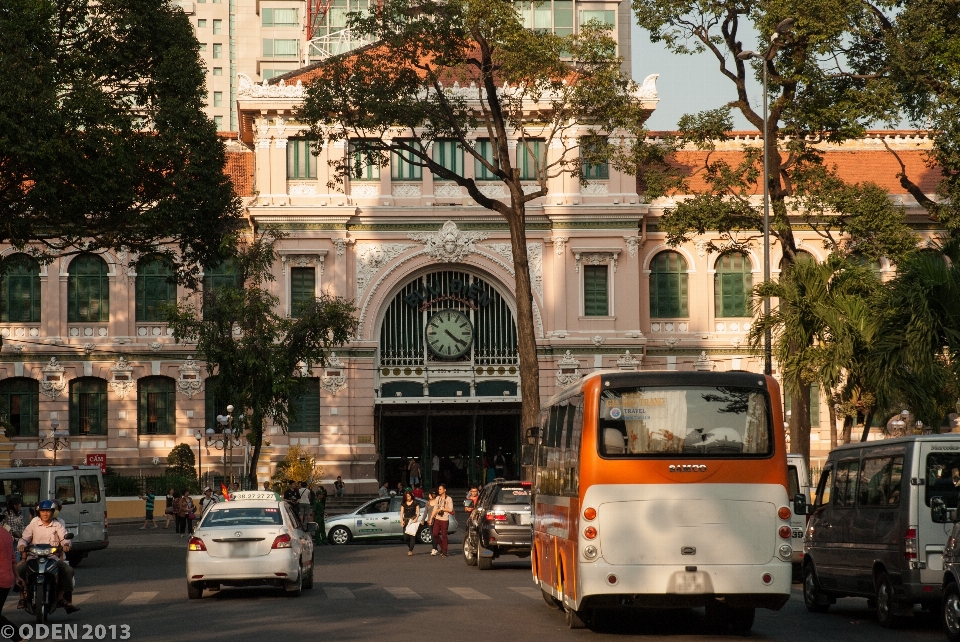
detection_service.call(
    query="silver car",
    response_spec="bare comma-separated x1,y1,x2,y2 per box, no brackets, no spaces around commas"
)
326,496,458,545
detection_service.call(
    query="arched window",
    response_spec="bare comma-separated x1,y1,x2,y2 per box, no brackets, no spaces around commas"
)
204,375,229,433
0,378,40,437
138,376,176,435
68,254,109,323
136,258,176,322
69,377,107,435
714,252,752,318
289,378,320,432
850,253,883,279
0,254,41,323
202,259,240,317
649,251,688,318
778,250,816,270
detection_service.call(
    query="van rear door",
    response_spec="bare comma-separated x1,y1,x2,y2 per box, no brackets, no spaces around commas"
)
917,440,960,584
77,473,105,543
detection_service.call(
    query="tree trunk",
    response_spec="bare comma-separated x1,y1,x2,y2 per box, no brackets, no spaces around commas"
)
827,400,838,449
247,412,263,488
840,415,853,444
504,203,542,446
859,411,874,442
789,381,811,467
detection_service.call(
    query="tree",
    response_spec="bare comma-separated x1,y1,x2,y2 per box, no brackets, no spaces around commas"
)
164,232,358,488
296,0,657,433
0,0,242,278
166,443,197,479
272,445,324,487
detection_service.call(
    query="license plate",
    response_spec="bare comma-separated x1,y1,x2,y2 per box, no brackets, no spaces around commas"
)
519,514,530,525
675,573,705,594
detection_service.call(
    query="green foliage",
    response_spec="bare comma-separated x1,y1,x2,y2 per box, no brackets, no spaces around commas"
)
0,0,242,280
272,445,323,486
103,472,198,497
164,232,358,486
166,443,197,479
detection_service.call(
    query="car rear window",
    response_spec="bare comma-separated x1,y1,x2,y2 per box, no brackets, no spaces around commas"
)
200,507,283,527
493,486,531,505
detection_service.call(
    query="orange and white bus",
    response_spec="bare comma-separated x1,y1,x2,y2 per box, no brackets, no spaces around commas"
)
531,371,792,631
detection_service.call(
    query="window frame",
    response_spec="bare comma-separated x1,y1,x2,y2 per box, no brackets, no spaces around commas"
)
67,254,110,323
137,377,177,435
831,458,860,508
474,139,498,180
0,253,41,323
289,267,316,318
714,251,753,318
69,377,108,436
288,377,321,432
348,140,381,181
135,257,176,323
431,139,463,179
0,378,40,437
583,264,609,317
391,140,423,181
518,138,545,181
286,139,318,180
649,251,688,318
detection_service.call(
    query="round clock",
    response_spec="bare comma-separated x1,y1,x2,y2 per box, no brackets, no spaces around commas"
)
425,309,474,358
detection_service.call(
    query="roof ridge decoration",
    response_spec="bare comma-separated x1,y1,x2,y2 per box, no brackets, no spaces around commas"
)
237,73,306,99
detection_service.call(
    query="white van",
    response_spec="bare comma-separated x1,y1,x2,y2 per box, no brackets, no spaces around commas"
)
788,454,812,566
0,466,107,565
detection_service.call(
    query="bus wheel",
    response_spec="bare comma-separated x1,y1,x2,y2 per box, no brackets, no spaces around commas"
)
542,588,562,610
565,606,588,629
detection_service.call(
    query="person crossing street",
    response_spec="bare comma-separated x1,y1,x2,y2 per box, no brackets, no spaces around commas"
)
431,485,454,557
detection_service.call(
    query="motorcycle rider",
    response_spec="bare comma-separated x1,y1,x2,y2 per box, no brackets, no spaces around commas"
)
16,500,79,613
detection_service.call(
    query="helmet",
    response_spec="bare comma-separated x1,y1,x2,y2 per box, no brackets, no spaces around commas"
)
37,500,55,511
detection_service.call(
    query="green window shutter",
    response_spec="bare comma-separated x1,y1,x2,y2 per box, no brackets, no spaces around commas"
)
519,139,543,180
139,377,176,435
583,265,608,316
391,140,423,181
203,260,239,317
68,254,109,323
290,267,315,317
715,252,751,317
136,258,175,322
287,140,317,180
475,140,497,180
649,251,688,318
349,140,380,181
432,140,462,178
70,378,108,436
1,254,41,323
1,378,40,437
204,376,230,432
289,378,320,432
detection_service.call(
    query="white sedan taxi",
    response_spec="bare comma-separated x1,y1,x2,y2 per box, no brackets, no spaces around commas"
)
186,491,315,598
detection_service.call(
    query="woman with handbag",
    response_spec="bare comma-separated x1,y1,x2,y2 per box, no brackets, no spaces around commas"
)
163,488,174,529
173,491,190,536
185,495,198,534
399,490,420,556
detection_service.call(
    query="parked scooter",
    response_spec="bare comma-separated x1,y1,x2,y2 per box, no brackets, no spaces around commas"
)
24,532,74,624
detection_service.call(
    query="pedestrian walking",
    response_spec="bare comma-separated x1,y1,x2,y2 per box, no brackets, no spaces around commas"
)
399,490,420,556
3,498,23,564
163,488,175,529
431,484,454,557
408,458,421,487
184,494,197,533
0,513,21,642
333,476,345,497
312,485,327,545
425,491,439,555
173,491,191,536
138,492,158,530
297,482,312,524
432,454,440,483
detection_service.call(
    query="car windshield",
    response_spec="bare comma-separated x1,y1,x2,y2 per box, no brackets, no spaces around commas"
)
599,386,771,457
493,486,531,505
200,507,283,527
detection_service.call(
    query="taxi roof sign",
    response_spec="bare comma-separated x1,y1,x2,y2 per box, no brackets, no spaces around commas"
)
229,491,281,501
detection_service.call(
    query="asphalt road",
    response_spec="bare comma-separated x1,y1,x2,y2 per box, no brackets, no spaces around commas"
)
3,524,945,642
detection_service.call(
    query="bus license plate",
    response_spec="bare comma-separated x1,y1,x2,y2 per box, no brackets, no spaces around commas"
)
675,573,705,594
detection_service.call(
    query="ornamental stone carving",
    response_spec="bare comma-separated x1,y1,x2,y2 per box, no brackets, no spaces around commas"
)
617,350,641,371
320,352,348,395
574,251,619,273
409,221,489,263
237,73,306,98
477,184,505,198
149,341,162,352
356,243,415,297
483,242,543,300
552,237,569,256
624,236,639,258
39,358,66,399
332,239,348,257
391,184,422,198
694,351,715,371
434,184,464,198
556,351,582,387
288,183,318,196
109,357,135,399
695,239,710,258
635,73,659,100
281,253,325,275
580,183,609,195
591,335,605,347
521,184,541,195
177,357,203,397
351,184,380,198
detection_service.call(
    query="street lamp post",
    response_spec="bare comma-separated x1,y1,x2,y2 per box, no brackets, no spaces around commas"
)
194,430,203,488
38,419,70,466
206,405,243,488
737,17,795,377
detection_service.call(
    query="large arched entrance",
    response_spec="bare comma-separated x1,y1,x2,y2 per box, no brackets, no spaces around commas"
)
376,268,521,490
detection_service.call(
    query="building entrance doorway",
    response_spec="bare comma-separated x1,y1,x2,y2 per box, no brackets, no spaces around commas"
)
378,403,521,490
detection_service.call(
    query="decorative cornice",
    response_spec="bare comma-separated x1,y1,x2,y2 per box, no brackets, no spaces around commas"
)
408,220,489,263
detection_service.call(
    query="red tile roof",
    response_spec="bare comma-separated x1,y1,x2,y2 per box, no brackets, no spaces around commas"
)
224,149,254,197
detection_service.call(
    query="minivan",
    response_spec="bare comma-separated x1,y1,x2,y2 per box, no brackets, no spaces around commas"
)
799,434,960,627
788,453,812,567
0,466,107,565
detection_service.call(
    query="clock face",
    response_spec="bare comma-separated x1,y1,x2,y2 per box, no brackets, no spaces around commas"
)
425,309,474,359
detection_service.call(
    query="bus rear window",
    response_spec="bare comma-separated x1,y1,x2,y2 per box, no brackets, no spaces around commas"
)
599,386,772,457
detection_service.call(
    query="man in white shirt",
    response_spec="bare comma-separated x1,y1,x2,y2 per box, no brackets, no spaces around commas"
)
297,482,312,523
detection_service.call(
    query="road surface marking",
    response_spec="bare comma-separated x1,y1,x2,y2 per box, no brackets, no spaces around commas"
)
72,594,94,604
509,587,541,599
448,587,491,600
120,592,157,605
323,587,355,600
384,587,421,599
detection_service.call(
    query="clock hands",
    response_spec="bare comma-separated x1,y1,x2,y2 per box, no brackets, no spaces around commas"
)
444,328,467,346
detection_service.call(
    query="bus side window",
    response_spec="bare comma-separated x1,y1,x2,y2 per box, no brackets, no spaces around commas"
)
562,399,582,496
814,465,833,508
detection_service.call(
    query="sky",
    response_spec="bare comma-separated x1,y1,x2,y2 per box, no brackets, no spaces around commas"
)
630,20,763,132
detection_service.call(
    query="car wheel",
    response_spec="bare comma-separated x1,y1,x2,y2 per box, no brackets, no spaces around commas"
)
565,606,587,629
463,532,477,567
418,525,433,545
803,563,830,613
303,555,315,590
542,588,562,610
876,571,906,628
187,582,203,600
329,526,351,545
945,582,960,642
285,565,303,597
477,539,493,570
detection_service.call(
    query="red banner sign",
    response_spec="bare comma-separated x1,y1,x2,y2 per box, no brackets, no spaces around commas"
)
85,453,107,474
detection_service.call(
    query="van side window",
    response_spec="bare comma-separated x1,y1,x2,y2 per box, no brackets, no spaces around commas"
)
857,456,903,507
788,466,800,498
832,459,860,508
926,453,960,507
79,475,101,504
814,466,833,507
0,479,40,505
54,476,77,505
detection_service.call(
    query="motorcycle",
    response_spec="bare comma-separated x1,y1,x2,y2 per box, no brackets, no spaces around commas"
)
24,532,74,624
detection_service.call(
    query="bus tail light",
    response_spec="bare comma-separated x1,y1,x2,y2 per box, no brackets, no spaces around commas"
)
761,573,773,585
485,511,507,522
583,507,597,521
584,526,597,540
778,526,792,540
778,506,791,520
905,528,918,560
